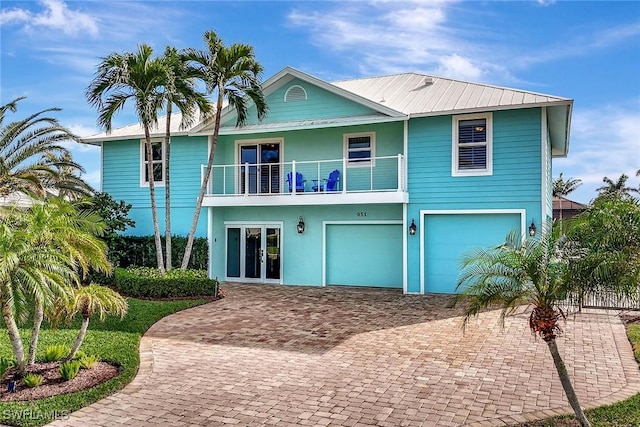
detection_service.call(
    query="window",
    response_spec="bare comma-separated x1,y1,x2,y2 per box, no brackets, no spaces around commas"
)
452,113,492,176
140,139,165,186
344,132,375,167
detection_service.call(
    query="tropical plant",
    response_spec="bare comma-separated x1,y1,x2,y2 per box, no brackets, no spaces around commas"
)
0,218,76,375
553,172,582,224
79,354,100,369
42,151,94,201
157,47,212,271
15,199,111,365
86,44,167,274
59,360,81,381
597,173,638,197
22,373,44,388
0,97,87,199
64,283,128,361
455,229,593,426
180,30,267,269
43,344,70,362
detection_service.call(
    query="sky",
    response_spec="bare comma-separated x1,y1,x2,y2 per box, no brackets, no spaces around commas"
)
1,0,639,203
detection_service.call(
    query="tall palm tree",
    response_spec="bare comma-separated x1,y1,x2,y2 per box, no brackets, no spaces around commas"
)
0,97,85,199
158,47,212,270
0,219,75,375
14,199,111,365
87,44,167,274
553,173,582,225
596,173,636,196
456,229,592,427
180,30,268,269
42,151,94,201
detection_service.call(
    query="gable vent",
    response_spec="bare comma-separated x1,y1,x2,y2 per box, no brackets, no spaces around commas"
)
284,85,307,102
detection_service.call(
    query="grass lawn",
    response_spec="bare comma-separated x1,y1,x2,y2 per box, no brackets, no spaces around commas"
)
0,298,210,427
519,322,640,427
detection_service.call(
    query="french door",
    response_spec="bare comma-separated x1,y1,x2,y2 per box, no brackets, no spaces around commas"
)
239,142,281,194
226,224,282,283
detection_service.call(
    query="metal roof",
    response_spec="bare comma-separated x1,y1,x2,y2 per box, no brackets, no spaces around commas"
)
82,113,195,145
332,73,572,116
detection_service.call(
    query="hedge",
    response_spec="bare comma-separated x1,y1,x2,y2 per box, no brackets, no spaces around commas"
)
113,267,219,299
111,235,208,270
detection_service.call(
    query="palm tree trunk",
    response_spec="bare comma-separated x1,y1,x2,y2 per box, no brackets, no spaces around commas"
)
1,300,26,375
181,91,224,270
144,125,166,275
28,299,44,365
546,338,591,427
164,105,172,271
66,317,90,361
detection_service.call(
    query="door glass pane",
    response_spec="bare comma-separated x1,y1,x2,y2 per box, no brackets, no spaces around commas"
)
240,146,258,194
226,228,240,278
260,143,280,194
245,228,261,279
266,227,280,280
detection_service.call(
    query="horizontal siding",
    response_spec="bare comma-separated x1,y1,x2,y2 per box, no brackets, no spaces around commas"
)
102,136,209,237
407,108,543,208
223,78,379,126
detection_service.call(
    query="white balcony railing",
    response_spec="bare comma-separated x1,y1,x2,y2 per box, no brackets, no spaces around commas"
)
201,154,406,197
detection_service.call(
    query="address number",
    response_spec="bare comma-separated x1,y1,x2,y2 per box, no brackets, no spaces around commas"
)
356,212,367,217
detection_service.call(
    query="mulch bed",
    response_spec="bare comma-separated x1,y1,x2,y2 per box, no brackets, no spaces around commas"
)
0,361,119,402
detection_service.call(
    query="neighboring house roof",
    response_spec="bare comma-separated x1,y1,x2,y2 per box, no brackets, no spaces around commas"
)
0,192,35,207
553,196,587,211
82,66,573,155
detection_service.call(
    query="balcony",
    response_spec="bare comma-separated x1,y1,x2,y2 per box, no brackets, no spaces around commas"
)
201,154,408,207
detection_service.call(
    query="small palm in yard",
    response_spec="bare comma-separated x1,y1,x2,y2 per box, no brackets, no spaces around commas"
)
55,284,128,361
456,229,593,427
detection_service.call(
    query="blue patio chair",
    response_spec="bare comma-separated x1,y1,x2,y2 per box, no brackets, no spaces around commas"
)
312,169,340,192
286,171,306,193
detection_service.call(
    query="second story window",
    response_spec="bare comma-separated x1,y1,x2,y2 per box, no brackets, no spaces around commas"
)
140,139,165,186
344,132,375,167
452,113,493,176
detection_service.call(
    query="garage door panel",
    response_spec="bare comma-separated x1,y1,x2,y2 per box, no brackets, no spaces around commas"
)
327,224,402,288
424,213,521,294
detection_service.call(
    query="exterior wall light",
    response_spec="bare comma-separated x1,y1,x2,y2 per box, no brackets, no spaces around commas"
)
409,219,417,236
297,216,305,234
529,220,537,237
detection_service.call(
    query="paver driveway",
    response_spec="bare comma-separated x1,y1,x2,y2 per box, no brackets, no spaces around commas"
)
50,283,640,427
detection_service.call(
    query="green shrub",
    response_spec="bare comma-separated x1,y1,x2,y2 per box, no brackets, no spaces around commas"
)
113,267,219,298
113,235,208,270
0,357,14,379
79,354,99,369
22,373,43,388
72,350,87,361
59,360,81,381
43,344,69,362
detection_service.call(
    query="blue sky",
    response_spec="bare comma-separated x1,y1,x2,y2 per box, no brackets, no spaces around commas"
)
1,0,639,203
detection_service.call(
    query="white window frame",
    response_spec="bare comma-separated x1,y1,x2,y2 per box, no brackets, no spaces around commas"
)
139,138,165,187
452,112,493,177
343,131,375,168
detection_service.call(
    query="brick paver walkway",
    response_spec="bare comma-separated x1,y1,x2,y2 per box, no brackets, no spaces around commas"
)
48,283,640,426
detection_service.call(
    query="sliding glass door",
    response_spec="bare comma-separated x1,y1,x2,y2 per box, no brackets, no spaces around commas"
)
239,142,281,194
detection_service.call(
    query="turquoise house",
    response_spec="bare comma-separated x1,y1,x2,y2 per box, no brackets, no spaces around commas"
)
83,67,573,294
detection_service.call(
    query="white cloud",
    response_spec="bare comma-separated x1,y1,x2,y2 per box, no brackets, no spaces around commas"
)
0,0,99,37
536,0,556,6
554,102,640,202
436,54,484,81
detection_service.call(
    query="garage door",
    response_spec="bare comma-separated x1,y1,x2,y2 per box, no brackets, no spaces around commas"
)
424,213,521,294
326,224,402,288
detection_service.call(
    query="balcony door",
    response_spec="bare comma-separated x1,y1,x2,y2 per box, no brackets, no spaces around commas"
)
239,141,281,194
226,224,282,283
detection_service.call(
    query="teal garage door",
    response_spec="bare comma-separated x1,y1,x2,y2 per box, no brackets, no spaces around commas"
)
424,213,521,294
326,224,402,288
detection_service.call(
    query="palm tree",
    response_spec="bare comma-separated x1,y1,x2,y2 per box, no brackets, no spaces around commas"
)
42,151,94,201
0,97,85,199
596,173,636,196
14,199,111,365
553,173,582,224
456,229,592,427
0,219,76,375
180,30,268,269
87,44,167,274
64,284,127,361
158,47,212,270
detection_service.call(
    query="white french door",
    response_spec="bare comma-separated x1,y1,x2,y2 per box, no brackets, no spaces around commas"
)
225,223,282,283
